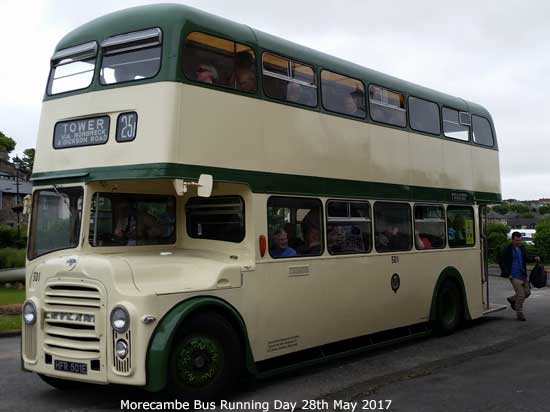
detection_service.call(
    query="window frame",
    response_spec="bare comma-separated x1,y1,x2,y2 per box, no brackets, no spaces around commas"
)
182,31,258,94
471,114,495,147
408,96,441,136
446,205,476,249
413,203,447,251
320,69,366,119
442,106,471,142
261,51,318,108
373,201,413,253
326,199,372,255
88,191,177,247
267,195,324,259
186,195,246,243
367,84,407,128
28,186,84,260
46,41,98,96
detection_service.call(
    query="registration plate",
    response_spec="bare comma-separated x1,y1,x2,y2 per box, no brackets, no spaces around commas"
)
54,360,88,375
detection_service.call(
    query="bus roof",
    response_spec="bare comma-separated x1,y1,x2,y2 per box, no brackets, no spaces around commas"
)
52,3,492,119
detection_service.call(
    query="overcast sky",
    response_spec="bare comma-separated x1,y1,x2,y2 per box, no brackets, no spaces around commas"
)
1,0,549,199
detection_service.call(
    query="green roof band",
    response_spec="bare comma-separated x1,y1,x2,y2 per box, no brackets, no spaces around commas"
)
30,163,501,204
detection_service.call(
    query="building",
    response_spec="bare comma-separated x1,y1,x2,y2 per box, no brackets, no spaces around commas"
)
0,159,32,227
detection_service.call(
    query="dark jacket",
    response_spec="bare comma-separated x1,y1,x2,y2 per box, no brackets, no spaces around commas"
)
498,244,533,278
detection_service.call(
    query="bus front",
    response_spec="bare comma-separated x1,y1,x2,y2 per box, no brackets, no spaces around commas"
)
23,6,254,397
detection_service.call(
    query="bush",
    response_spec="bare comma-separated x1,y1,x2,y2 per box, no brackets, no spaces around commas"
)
487,223,510,262
0,248,25,269
0,225,27,249
534,218,550,263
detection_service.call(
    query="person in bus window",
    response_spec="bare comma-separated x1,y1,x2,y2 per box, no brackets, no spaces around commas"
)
415,229,432,250
195,64,219,84
233,51,256,92
299,209,322,255
270,228,296,258
286,82,303,103
284,222,304,251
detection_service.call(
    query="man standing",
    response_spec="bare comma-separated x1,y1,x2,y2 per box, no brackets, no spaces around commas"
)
498,232,540,321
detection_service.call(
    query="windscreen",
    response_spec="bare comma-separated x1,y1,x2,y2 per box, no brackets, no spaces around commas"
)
89,193,176,246
28,187,84,259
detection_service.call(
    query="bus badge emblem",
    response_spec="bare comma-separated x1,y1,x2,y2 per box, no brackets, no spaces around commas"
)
391,273,400,293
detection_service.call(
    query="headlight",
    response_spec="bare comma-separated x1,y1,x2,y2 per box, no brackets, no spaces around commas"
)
23,301,37,325
110,306,130,333
116,339,129,359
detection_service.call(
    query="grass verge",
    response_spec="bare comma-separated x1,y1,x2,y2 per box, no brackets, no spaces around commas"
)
0,314,21,332
0,289,25,305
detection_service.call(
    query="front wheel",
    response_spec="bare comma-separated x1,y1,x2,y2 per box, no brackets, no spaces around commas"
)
166,312,242,401
433,279,463,335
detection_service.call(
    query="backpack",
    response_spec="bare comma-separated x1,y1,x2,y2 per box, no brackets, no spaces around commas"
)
529,263,547,288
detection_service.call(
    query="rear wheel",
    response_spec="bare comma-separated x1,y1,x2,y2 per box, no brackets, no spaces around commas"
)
166,312,242,401
433,279,463,335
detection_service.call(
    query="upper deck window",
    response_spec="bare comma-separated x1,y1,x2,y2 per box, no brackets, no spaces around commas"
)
368,85,406,127
409,97,441,135
183,32,257,93
262,53,317,107
100,28,162,85
47,42,97,95
321,70,366,118
472,115,494,147
443,107,470,141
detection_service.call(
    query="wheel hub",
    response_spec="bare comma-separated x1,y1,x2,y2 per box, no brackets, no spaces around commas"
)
174,336,223,388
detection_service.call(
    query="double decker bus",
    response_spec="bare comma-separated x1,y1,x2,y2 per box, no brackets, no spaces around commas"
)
23,4,502,400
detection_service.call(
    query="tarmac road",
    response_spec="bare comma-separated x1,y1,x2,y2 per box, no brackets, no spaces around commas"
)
1,275,549,412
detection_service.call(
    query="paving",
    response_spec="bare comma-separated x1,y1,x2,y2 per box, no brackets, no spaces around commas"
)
1,275,549,412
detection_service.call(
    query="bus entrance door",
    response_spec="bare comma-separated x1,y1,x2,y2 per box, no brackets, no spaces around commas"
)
480,205,506,314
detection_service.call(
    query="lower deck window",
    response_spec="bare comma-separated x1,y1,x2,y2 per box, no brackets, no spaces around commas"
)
186,196,245,242
89,193,176,246
414,205,446,250
267,197,323,258
374,202,412,252
447,206,475,247
327,200,371,254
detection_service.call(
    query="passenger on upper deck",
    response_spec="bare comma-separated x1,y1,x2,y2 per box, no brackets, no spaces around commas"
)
233,51,256,92
195,64,219,84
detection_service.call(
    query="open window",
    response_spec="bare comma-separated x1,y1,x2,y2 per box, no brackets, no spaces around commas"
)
47,42,97,95
100,28,162,85
262,53,317,107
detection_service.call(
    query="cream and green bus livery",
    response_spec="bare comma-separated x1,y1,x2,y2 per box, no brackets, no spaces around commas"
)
23,4,502,399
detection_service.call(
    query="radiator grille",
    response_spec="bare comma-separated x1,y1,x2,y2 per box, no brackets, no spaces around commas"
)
43,282,104,360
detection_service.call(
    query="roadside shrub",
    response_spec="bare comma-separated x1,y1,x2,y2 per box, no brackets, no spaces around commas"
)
534,218,550,263
0,248,25,269
0,225,27,249
487,223,510,262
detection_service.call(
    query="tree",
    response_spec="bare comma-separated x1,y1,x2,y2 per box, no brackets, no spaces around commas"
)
534,218,550,263
539,205,550,215
486,223,510,262
491,204,508,215
0,131,16,155
13,148,35,174
508,203,529,214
